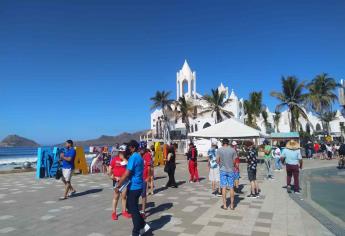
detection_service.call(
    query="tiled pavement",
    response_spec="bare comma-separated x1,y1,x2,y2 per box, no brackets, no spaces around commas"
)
0,157,335,236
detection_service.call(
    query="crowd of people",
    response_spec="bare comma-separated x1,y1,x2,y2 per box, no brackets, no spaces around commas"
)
57,137,344,235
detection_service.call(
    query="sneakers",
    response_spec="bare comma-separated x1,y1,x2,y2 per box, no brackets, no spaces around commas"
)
122,211,132,219
294,191,301,195
247,194,257,198
217,191,222,197
139,223,151,235
111,212,118,221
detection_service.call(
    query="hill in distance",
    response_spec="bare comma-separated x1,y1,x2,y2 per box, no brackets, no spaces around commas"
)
57,130,149,147
0,135,40,147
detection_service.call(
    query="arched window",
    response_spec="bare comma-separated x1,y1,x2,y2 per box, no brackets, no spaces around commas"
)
203,122,211,129
195,124,198,132
306,124,311,134
316,123,321,131
182,79,188,95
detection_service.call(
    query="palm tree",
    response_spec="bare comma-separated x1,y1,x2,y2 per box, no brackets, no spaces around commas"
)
306,73,339,114
201,88,233,123
243,100,254,127
320,111,337,134
261,109,270,133
243,92,264,129
150,90,174,142
273,111,281,132
270,76,308,132
175,95,198,135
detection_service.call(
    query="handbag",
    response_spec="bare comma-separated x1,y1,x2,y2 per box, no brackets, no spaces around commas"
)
164,163,170,173
55,163,62,180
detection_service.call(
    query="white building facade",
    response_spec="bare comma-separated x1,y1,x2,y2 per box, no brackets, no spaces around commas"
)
150,60,345,141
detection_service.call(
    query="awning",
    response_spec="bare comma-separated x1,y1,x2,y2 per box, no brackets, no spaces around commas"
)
188,119,267,139
270,132,299,139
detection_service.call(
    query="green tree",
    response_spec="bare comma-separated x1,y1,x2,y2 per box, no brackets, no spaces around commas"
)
261,109,270,133
174,95,199,135
306,73,339,114
243,91,264,129
320,111,337,134
270,76,309,132
306,73,339,133
201,88,233,123
150,90,174,142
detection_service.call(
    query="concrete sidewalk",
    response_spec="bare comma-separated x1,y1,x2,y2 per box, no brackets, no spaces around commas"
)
0,157,337,236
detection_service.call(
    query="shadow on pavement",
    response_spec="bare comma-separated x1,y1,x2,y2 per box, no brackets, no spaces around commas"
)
146,215,172,235
154,176,167,181
70,188,103,198
226,195,244,208
147,202,173,217
154,186,168,194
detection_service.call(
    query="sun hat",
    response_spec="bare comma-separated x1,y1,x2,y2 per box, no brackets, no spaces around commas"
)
232,141,237,146
285,140,300,150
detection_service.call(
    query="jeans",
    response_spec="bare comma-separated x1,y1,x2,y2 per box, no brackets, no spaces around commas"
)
264,158,273,178
275,157,282,170
286,164,300,192
127,189,145,236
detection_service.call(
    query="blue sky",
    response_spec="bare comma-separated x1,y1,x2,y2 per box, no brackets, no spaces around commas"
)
1,0,344,144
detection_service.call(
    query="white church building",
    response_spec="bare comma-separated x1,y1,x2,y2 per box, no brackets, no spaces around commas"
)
150,60,345,144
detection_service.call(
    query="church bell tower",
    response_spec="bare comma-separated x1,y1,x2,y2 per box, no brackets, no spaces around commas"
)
176,60,197,100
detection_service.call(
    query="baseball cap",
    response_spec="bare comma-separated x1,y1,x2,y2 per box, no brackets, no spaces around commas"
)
232,141,237,146
118,145,127,152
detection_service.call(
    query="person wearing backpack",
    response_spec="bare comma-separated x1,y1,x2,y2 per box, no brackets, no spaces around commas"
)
187,142,199,183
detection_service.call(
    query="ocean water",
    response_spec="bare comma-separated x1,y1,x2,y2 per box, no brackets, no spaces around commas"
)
308,167,345,222
0,147,95,170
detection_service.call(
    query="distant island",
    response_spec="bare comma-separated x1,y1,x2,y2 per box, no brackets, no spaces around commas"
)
56,130,149,146
0,135,40,147
0,130,149,148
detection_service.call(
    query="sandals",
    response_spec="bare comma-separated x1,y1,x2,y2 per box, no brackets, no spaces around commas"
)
59,196,68,200
221,205,228,210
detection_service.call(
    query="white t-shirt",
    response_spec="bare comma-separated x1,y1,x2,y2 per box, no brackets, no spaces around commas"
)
274,148,281,158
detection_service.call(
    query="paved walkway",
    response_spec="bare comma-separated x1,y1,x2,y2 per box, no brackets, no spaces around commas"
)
0,157,337,236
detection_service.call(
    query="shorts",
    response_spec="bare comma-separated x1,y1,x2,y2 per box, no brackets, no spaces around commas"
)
209,167,220,182
233,171,240,180
220,171,234,189
247,169,257,182
62,168,72,182
141,181,147,197
112,179,119,188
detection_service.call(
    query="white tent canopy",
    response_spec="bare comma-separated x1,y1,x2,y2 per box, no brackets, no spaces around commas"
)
188,118,267,139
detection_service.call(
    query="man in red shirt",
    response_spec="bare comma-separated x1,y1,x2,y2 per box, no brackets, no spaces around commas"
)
108,145,131,221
